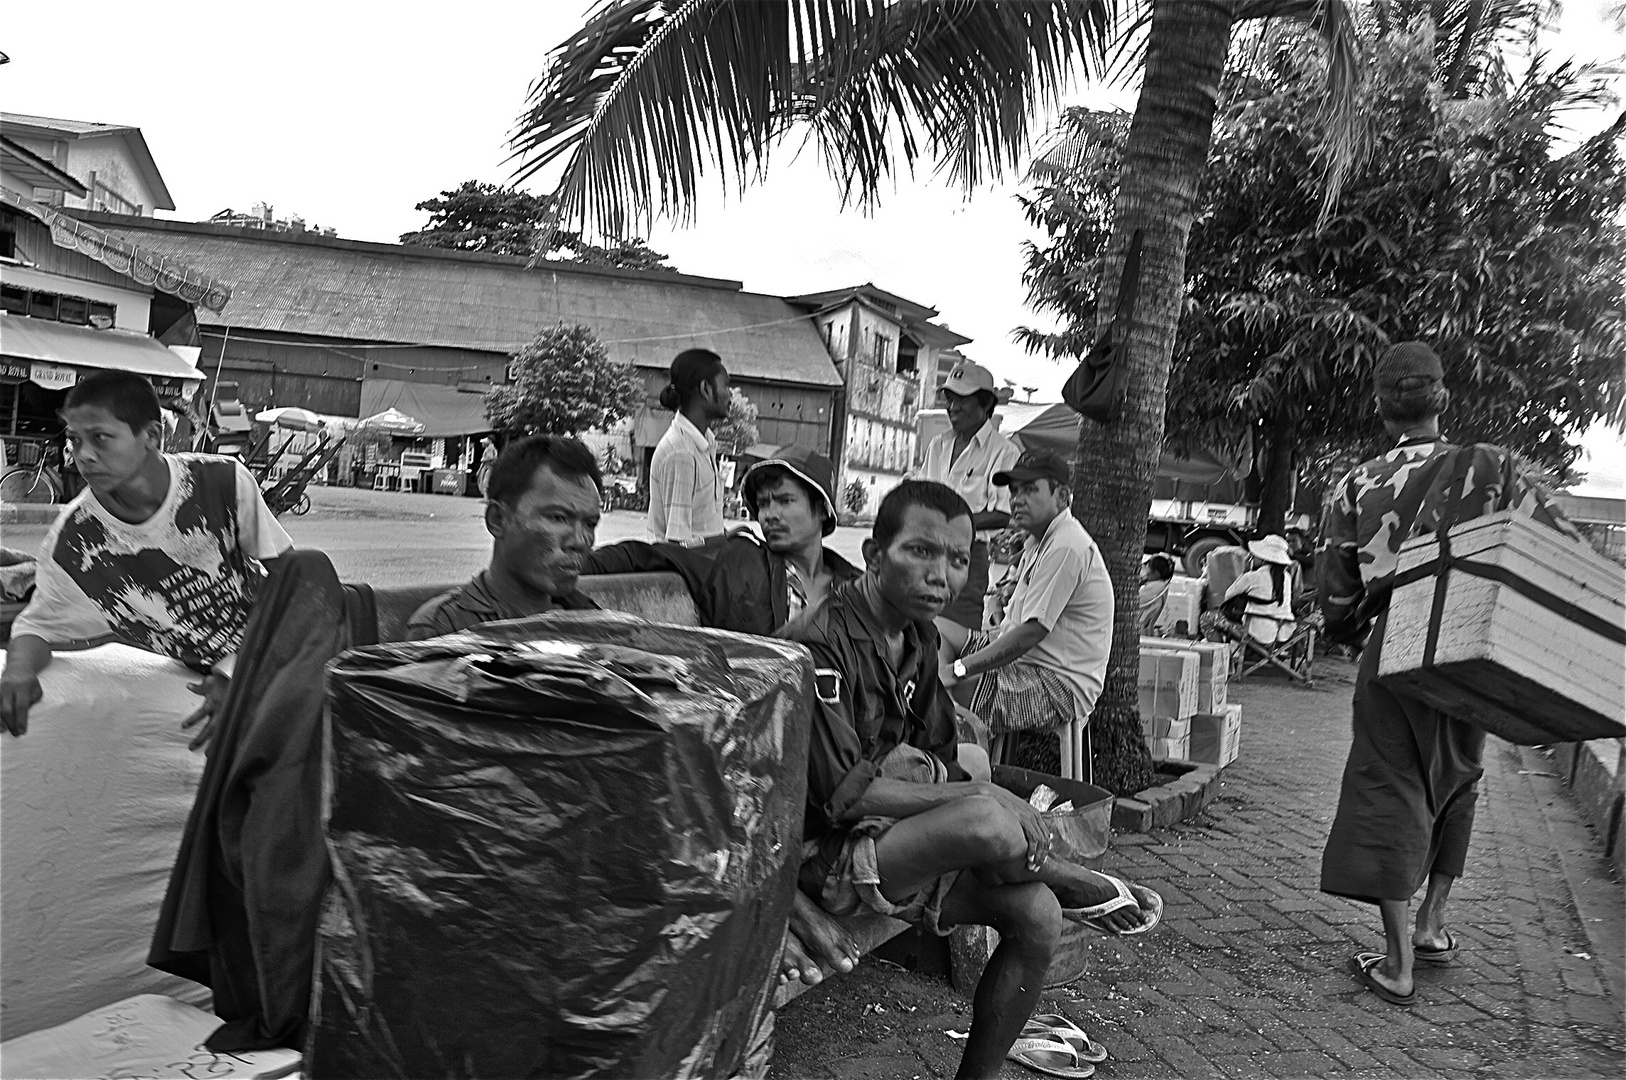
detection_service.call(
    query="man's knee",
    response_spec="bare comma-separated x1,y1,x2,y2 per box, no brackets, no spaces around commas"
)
953,794,1027,865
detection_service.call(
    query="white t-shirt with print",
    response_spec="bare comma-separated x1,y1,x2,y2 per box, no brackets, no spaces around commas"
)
12,454,292,668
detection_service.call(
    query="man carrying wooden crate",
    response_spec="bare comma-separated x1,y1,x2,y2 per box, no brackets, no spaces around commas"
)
1316,341,1580,1007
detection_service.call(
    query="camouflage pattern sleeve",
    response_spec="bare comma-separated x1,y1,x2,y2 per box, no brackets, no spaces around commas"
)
1316,468,1365,639
1494,451,1583,542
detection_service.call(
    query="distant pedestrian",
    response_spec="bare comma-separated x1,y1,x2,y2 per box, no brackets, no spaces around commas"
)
914,360,1019,629
648,349,730,545
1138,553,1175,634
1317,341,1579,1007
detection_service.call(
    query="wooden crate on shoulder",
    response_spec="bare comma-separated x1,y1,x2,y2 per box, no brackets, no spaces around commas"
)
1378,510,1626,745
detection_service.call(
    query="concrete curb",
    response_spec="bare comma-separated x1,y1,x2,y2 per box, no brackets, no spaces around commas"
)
1111,760,1224,832
1560,739,1625,868
1,504,64,525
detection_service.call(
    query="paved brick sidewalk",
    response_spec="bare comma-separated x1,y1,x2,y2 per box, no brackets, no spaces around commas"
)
771,658,1625,1079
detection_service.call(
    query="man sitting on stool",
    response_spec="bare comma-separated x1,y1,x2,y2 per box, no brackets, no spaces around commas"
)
937,450,1113,781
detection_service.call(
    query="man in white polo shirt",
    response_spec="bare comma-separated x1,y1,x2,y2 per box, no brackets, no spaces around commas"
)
915,359,1019,629
938,449,1114,771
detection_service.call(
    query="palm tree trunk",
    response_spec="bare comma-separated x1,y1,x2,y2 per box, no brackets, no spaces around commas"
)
1073,0,1235,795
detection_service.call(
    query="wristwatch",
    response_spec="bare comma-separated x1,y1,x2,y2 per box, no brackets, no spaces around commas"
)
952,659,969,680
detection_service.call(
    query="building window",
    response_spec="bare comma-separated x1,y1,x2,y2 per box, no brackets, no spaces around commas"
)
1,284,115,327
871,332,893,368
0,229,14,259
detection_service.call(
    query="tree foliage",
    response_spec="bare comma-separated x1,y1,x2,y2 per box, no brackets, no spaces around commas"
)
399,180,675,270
1021,19,1626,527
486,323,645,437
712,388,761,456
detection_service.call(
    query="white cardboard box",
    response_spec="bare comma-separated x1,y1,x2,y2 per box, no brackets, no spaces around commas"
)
1145,733,1190,762
1188,704,1242,767
1154,576,1205,636
1379,510,1625,745
1143,637,1228,712
1138,649,1199,721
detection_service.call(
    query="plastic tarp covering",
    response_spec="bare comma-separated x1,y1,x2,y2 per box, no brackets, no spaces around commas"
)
0,994,300,1080
310,611,813,1080
0,645,211,1040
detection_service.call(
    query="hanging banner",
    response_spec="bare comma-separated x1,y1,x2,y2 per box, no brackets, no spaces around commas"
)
29,363,79,391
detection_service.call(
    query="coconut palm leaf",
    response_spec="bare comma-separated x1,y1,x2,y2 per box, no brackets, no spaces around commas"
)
511,0,1121,238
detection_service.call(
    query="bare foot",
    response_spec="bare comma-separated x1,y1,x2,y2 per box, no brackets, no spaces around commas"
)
789,888,860,975
779,929,823,987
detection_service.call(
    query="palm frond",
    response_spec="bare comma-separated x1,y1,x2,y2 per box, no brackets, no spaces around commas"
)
511,1,1120,239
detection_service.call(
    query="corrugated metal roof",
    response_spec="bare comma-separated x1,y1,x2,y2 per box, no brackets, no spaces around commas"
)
83,215,844,389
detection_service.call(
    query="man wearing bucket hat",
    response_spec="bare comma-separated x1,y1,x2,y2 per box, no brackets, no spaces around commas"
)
582,444,860,637
1318,341,1579,1008
915,360,1020,630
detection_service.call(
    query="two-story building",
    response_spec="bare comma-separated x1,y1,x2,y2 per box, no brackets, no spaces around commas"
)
0,172,226,500
790,284,971,513
1,113,175,219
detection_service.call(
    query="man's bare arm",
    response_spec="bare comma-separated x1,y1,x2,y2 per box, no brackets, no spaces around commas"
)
843,776,1051,871
1,635,52,736
957,620,1048,678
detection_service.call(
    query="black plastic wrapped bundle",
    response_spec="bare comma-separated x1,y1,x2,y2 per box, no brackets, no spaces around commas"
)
308,611,812,1079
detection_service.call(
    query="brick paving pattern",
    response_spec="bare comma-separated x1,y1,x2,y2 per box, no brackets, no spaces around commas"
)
772,659,1625,1078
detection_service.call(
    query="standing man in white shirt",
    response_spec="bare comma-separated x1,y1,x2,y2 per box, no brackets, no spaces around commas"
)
915,360,1020,628
647,348,731,545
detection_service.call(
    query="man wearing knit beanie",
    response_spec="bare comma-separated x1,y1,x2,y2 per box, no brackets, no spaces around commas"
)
1317,339,1580,1008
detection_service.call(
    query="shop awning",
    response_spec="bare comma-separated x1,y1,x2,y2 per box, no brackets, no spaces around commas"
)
1,317,204,393
358,379,492,437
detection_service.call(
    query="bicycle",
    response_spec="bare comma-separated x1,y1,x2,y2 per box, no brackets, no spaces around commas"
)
0,443,63,505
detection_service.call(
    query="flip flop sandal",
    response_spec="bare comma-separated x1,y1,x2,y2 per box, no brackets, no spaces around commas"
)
1006,1035,1096,1079
1024,1013,1109,1064
1349,951,1416,1006
1060,873,1164,937
1414,930,1458,965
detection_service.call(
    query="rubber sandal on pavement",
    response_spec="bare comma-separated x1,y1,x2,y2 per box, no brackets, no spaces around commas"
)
1060,873,1164,937
1349,951,1416,1006
1006,1035,1095,1079
1414,929,1458,965
1024,1013,1108,1064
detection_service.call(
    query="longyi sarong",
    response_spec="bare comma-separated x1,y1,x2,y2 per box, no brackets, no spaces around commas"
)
1320,613,1484,904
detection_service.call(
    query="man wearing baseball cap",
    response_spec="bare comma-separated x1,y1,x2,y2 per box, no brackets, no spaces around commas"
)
915,360,1020,630
1319,340,1580,1008
936,448,1114,781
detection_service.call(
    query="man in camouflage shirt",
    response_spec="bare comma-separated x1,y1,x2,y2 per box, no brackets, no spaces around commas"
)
1317,341,1578,1008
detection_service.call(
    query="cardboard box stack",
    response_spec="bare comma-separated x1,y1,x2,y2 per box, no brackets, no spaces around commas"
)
1154,576,1206,637
1141,637,1243,766
1138,649,1197,760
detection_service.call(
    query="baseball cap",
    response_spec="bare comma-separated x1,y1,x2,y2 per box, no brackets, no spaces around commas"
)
940,360,1014,403
993,449,1071,488
742,445,840,536
1373,341,1444,395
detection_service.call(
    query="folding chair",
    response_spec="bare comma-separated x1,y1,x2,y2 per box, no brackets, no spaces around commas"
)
1234,615,1316,685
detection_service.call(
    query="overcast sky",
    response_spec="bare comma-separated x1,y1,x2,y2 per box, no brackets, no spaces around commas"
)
4,1,1621,492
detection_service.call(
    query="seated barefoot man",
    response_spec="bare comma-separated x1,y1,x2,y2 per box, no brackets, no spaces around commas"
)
781,480,1158,1080
581,445,865,987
